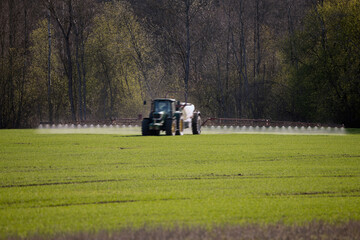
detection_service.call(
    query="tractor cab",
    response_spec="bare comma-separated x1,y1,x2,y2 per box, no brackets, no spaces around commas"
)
151,99,175,117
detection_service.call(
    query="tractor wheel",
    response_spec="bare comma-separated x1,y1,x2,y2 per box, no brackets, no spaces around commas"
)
192,113,201,135
142,119,150,136
165,119,176,136
176,118,184,135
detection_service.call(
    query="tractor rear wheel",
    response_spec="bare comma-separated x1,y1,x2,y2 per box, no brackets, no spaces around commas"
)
165,119,176,136
192,113,201,135
176,118,184,135
142,119,150,136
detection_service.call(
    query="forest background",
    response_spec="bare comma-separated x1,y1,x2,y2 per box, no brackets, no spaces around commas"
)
1,0,359,128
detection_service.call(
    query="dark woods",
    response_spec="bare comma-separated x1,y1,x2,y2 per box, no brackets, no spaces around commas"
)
1,0,359,128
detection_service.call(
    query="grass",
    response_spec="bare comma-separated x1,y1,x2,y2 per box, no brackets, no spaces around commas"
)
0,130,360,238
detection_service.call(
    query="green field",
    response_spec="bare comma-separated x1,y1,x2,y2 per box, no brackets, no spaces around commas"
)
1,130,360,238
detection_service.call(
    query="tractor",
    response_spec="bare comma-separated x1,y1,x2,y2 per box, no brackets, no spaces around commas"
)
141,98,201,136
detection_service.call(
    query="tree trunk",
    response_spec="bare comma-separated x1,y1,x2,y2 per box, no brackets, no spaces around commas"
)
80,34,87,120
47,9,53,123
74,24,83,121
16,0,28,128
216,52,224,117
65,35,76,122
240,2,249,118
184,0,191,103
0,0,3,128
287,0,298,68
49,0,76,122
254,0,261,79
232,0,249,118
8,0,15,127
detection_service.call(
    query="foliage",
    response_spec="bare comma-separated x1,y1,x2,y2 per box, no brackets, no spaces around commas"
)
28,19,68,123
0,0,359,127
278,0,360,126
86,2,143,119
1,130,360,237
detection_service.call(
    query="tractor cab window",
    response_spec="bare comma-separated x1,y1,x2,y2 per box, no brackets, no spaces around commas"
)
154,101,170,112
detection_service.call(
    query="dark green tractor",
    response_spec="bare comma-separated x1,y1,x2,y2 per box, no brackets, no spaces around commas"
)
142,98,201,136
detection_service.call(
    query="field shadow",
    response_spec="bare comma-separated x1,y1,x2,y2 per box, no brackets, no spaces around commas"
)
15,221,360,240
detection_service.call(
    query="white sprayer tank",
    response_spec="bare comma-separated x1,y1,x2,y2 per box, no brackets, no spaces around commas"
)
182,104,195,123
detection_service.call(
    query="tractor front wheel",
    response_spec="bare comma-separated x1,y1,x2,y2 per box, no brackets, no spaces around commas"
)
142,119,150,136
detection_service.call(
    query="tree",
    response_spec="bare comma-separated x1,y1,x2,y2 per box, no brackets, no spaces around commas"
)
129,0,214,102
47,0,76,121
72,0,96,121
28,19,67,124
47,8,53,123
2,0,354,128
86,2,144,119
0,0,43,128
281,0,360,126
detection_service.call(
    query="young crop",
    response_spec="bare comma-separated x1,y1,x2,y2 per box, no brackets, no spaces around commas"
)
0,130,359,238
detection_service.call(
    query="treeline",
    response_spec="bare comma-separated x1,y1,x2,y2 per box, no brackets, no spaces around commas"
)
0,0,359,128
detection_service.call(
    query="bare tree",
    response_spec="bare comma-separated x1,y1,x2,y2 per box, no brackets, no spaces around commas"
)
230,0,250,117
72,0,96,121
7,0,16,127
47,0,76,121
47,7,53,123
